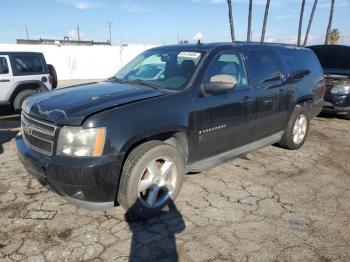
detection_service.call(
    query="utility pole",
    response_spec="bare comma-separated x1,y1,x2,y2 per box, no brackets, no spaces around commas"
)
297,0,306,46
261,0,271,43
25,24,29,40
247,0,252,42
325,0,335,45
107,21,113,45
227,0,235,42
303,0,318,46
77,24,80,41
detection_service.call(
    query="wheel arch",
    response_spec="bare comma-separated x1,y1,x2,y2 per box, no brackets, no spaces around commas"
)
295,96,314,117
8,81,47,104
121,130,189,165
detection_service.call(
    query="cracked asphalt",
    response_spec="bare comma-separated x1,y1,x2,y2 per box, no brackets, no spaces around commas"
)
1,83,350,261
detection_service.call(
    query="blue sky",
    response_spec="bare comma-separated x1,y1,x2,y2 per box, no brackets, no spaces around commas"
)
0,0,349,45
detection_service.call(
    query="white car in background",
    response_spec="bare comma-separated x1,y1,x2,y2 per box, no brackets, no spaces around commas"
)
0,52,57,112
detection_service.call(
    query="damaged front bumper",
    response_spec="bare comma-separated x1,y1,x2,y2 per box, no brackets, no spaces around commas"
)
16,134,123,211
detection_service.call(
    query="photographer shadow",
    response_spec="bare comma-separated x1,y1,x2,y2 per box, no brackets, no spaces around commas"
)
125,199,185,262
0,129,19,154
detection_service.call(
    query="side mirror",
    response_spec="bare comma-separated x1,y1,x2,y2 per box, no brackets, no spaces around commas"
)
203,74,237,93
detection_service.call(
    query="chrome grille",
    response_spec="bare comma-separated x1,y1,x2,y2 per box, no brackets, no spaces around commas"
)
21,112,57,156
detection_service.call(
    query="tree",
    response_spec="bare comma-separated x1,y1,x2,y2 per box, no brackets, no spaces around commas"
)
325,0,335,45
227,0,235,42
303,0,318,46
261,0,271,43
297,0,306,46
329,29,340,45
247,0,253,42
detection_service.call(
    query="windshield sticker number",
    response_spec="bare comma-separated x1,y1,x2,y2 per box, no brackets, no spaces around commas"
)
178,52,201,59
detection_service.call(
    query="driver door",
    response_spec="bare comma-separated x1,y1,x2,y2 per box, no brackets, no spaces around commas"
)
193,48,256,161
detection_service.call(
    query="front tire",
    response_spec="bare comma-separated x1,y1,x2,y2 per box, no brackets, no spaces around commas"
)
118,141,185,218
278,104,310,150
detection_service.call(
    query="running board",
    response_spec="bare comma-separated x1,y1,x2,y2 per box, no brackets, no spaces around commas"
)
186,131,284,172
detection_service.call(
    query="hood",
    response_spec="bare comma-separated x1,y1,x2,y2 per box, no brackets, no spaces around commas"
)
309,45,350,72
24,81,165,125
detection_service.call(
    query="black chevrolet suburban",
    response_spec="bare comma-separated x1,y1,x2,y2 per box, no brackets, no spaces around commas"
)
16,43,325,217
309,45,350,119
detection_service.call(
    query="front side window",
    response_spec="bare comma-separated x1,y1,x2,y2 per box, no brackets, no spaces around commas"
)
13,55,44,74
203,50,248,87
249,50,280,84
0,57,9,74
114,49,204,90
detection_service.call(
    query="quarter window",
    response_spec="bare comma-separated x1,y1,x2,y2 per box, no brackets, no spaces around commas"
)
249,50,280,84
280,49,323,76
13,55,44,74
0,57,9,74
204,50,248,86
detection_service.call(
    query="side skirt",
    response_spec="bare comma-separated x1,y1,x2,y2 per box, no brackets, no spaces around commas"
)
186,131,284,173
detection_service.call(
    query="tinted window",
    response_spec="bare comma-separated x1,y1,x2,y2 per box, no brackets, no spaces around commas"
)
280,49,323,76
204,50,248,86
0,57,9,74
249,50,280,84
13,55,44,74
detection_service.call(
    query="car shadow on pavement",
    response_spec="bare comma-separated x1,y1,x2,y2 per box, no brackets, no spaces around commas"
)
0,129,19,154
125,199,185,262
317,112,349,120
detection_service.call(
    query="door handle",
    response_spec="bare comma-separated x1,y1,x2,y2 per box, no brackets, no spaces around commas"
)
241,96,254,104
0,79,10,82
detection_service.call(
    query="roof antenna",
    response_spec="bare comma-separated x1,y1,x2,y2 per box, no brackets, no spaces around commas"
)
193,32,203,45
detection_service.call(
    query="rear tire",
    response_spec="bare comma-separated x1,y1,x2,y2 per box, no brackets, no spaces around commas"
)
118,141,185,218
344,112,350,120
278,104,309,150
13,89,38,112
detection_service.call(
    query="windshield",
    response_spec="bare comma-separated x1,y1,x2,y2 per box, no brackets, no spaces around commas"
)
114,49,204,90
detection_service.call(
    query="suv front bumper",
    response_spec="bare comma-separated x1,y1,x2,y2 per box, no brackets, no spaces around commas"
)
16,134,123,211
323,94,350,114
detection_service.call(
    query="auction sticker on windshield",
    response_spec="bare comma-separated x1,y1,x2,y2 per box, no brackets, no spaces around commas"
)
178,52,201,59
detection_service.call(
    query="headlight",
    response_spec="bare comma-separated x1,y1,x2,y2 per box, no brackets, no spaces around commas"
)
330,85,350,95
57,127,106,157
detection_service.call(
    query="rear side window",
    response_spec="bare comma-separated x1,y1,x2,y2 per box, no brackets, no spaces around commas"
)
13,55,44,74
280,49,323,77
0,57,9,74
248,50,280,84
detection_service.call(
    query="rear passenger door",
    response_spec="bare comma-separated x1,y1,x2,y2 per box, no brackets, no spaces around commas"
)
194,48,256,160
247,49,286,140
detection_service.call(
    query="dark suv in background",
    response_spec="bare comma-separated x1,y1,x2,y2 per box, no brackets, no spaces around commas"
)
17,43,325,218
309,45,350,119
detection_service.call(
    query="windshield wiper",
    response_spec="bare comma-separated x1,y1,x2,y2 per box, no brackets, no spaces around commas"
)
108,77,160,90
123,79,160,90
108,76,125,83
